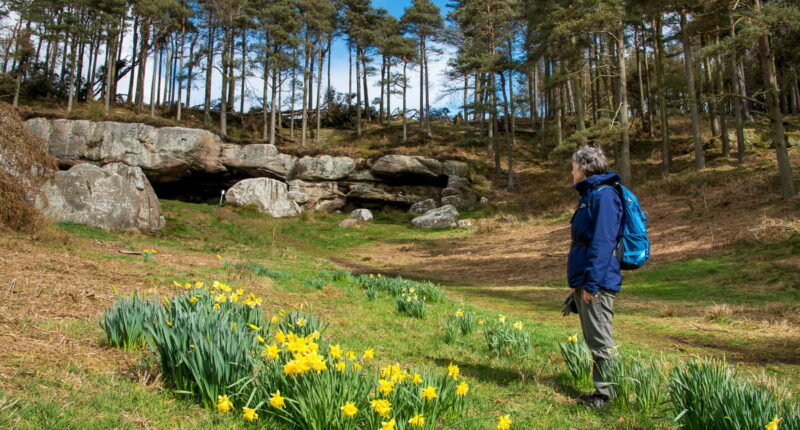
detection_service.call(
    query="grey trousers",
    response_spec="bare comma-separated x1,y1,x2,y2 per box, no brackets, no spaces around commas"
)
573,287,616,397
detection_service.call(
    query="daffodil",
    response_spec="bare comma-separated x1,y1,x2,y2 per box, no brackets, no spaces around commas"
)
296,318,306,327
341,401,358,417
242,407,258,422
271,315,281,323
346,350,357,360
498,314,506,323
329,344,343,359
377,379,395,395
421,385,437,401
353,361,362,371
456,381,469,396
370,399,392,418
497,414,512,430
766,417,782,430
568,335,578,343
213,303,220,310
411,373,423,385
513,322,523,330
448,363,460,379
478,320,485,325
256,335,265,344
456,309,464,318
216,395,233,413
189,296,198,303
379,418,396,430
247,323,260,331
363,348,374,361
335,361,347,372
408,414,425,428
270,391,285,409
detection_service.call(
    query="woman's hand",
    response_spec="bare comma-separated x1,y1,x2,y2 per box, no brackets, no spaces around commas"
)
582,289,596,304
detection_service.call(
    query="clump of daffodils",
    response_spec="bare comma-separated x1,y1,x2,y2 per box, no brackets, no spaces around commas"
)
483,314,531,357
142,249,156,262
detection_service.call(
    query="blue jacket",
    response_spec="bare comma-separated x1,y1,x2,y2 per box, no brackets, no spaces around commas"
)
567,171,623,295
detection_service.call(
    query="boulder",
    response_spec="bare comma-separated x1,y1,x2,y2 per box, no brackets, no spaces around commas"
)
411,205,459,229
25,118,227,182
409,199,438,214
457,219,474,229
338,218,360,229
350,208,373,221
443,175,478,209
343,182,441,206
371,155,443,180
35,163,165,232
442,160,470,178
294,155,356,181
287,180,346,212
480,196,489,205
221,144,296,179
224,178,301,218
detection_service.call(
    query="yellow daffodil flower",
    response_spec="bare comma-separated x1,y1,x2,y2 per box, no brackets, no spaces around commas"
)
216,395,233,413
213,303,220,310
411,373,423,385
341,401,358,417
270,391,285,409
457,381,469,396
409,414,425,428
448,363,460,380
497,414,512,430
513,322,523,330
456,309,464,317
264,344,280,360
421,386,437,401
766,417,782,430
335,361,347,372
380,418,396,430
370,399,392,418
568,335,578,343
247,323,260,331
363,348,374,361
346,350,357,361
478,320,485,325
498,315,506,323
377,379,395,395
242,407,258,422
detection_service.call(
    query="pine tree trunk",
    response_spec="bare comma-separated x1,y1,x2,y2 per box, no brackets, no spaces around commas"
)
220,29,229,136
379,55,385,123
240,32,246,115
635,27,647,135
315,41,325,144
419,40,424,134
263,61,269,141
715,38,730,158
301,32,309,146
679,9,705,170
355,46,361,136
203,24,214,126
67,39,78,112
729,18,746,164
617,23,632,186
176,21,185,121
500,70,514,189
754,0,795,198
403,61,408,142
104,33,117,115
348,43,352,108
271,68,279,145
150,41,159,118
362,55,369,122
129,15,139,103
652,16,670,174
135,21,148,112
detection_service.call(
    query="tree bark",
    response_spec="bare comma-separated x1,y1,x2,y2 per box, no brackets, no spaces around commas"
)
754,0,795,198
679,9,705,170
617,23,632,186
315,40,325,144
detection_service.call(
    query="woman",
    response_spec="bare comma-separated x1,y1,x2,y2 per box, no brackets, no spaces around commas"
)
567,145,623,409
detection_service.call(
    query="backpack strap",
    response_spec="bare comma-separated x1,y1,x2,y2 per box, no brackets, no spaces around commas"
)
587,183,626,255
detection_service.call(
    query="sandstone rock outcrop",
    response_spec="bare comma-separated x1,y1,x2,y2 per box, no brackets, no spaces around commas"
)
287,180,345,212
371,155,443,180
294,155,356,181
35,163,165,232
409,199,438,214
350,209,373,222
224,178,301,218
411,205,459,229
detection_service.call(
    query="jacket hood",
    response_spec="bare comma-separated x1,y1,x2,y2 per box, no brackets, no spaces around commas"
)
573,171,621,195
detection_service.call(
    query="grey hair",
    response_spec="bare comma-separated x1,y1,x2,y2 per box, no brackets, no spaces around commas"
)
571,145,610,177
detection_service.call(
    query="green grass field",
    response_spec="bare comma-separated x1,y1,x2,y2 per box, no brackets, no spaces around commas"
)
2,198,797,429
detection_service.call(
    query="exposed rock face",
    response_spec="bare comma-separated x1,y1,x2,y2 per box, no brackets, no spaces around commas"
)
350,209,373,221
371,155,443,180
220,143,296,179
224,178,301,218
294,155,356,181
411,205,459,229
26,118,480,211
25,118,226,182
344,182,441,206
287,180,345,212
409,199,438,214
35,163,165,232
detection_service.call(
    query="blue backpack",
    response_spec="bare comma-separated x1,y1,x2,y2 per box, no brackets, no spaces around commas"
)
590,183,650,270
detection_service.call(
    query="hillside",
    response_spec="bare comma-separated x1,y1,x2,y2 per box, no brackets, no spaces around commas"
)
1,103,799,428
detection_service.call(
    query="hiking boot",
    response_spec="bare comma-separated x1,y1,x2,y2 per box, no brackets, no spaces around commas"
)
579,393,611,409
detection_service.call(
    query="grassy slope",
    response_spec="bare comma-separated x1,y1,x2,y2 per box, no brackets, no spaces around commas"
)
1,198,797,430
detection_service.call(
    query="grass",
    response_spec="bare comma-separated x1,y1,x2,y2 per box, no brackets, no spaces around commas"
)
1,197,798,429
